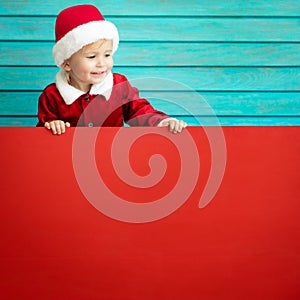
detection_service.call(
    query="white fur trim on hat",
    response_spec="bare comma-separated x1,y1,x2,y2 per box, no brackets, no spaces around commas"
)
53,20,119,67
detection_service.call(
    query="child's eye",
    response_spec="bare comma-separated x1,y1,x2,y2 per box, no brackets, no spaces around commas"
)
87,55,95,59
105,53,111,57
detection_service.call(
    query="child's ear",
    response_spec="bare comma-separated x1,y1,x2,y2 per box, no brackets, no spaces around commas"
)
61,60,71,71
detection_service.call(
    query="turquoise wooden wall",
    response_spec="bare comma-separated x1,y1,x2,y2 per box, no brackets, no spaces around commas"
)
0,0,299,126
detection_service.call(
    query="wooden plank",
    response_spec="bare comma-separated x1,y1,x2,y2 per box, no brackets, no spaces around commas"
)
0,92,40,115
1,17,299,42
1,91,300,116
1,42,300,67
1,0,299,16
0,117,37,126
1,67,299,91
1,116,300,126
146,92,300,116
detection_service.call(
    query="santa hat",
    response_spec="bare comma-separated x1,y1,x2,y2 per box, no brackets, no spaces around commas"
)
52,4,119,67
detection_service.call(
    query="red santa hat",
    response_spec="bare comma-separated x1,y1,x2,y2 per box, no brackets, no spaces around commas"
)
52,4,119,67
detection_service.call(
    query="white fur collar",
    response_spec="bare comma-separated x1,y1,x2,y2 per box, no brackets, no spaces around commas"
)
55,70,113,105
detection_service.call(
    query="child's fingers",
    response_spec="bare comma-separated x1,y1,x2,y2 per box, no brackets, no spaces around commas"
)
168,120,175,132
44,122,51,130
177,120,187,132
50,121,62,134
49,122,58,134
44,120,69,135
61,121,71,132
172,121,179,133
59,121,67,134
56,121,69,134
169,120,187,134
44,121,57,134
176,121,183,132
169,120,179,133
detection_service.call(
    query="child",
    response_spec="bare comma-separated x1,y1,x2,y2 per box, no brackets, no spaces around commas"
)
37,4,187,135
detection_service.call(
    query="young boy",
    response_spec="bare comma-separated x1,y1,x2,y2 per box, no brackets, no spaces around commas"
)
37,4,187,134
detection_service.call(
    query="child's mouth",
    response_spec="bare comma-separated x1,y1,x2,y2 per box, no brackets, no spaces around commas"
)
91,71,106,76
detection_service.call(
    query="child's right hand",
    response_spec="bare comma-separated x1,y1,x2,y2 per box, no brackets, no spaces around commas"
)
44,120,70,135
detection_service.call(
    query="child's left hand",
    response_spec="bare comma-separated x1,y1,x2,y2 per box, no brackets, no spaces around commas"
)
160,119,187,134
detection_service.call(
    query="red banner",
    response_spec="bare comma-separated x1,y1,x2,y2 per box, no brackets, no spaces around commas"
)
1,127,300,299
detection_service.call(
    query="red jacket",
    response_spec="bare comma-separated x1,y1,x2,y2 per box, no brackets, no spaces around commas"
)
37,73,169,127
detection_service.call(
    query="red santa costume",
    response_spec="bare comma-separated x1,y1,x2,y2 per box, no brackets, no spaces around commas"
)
37,4,170,127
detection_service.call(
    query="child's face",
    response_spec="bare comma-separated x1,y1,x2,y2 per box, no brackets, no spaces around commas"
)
63,39,113,92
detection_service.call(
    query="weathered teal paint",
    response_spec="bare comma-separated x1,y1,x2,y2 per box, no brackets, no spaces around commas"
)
1,17,300,41
0,0,299,126
1,42,300,66
1,67,299,91
1,0,299,16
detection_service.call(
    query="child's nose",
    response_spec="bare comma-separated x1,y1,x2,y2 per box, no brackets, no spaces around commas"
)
96,57,105,67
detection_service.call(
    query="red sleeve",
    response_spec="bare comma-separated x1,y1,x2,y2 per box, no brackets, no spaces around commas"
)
36,85,59,127
118,75,169,126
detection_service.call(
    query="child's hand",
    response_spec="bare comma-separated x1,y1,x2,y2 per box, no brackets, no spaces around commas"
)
44,120,70,135
160,119,187,134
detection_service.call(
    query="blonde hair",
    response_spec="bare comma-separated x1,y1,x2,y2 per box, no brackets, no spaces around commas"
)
81,39,108,54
